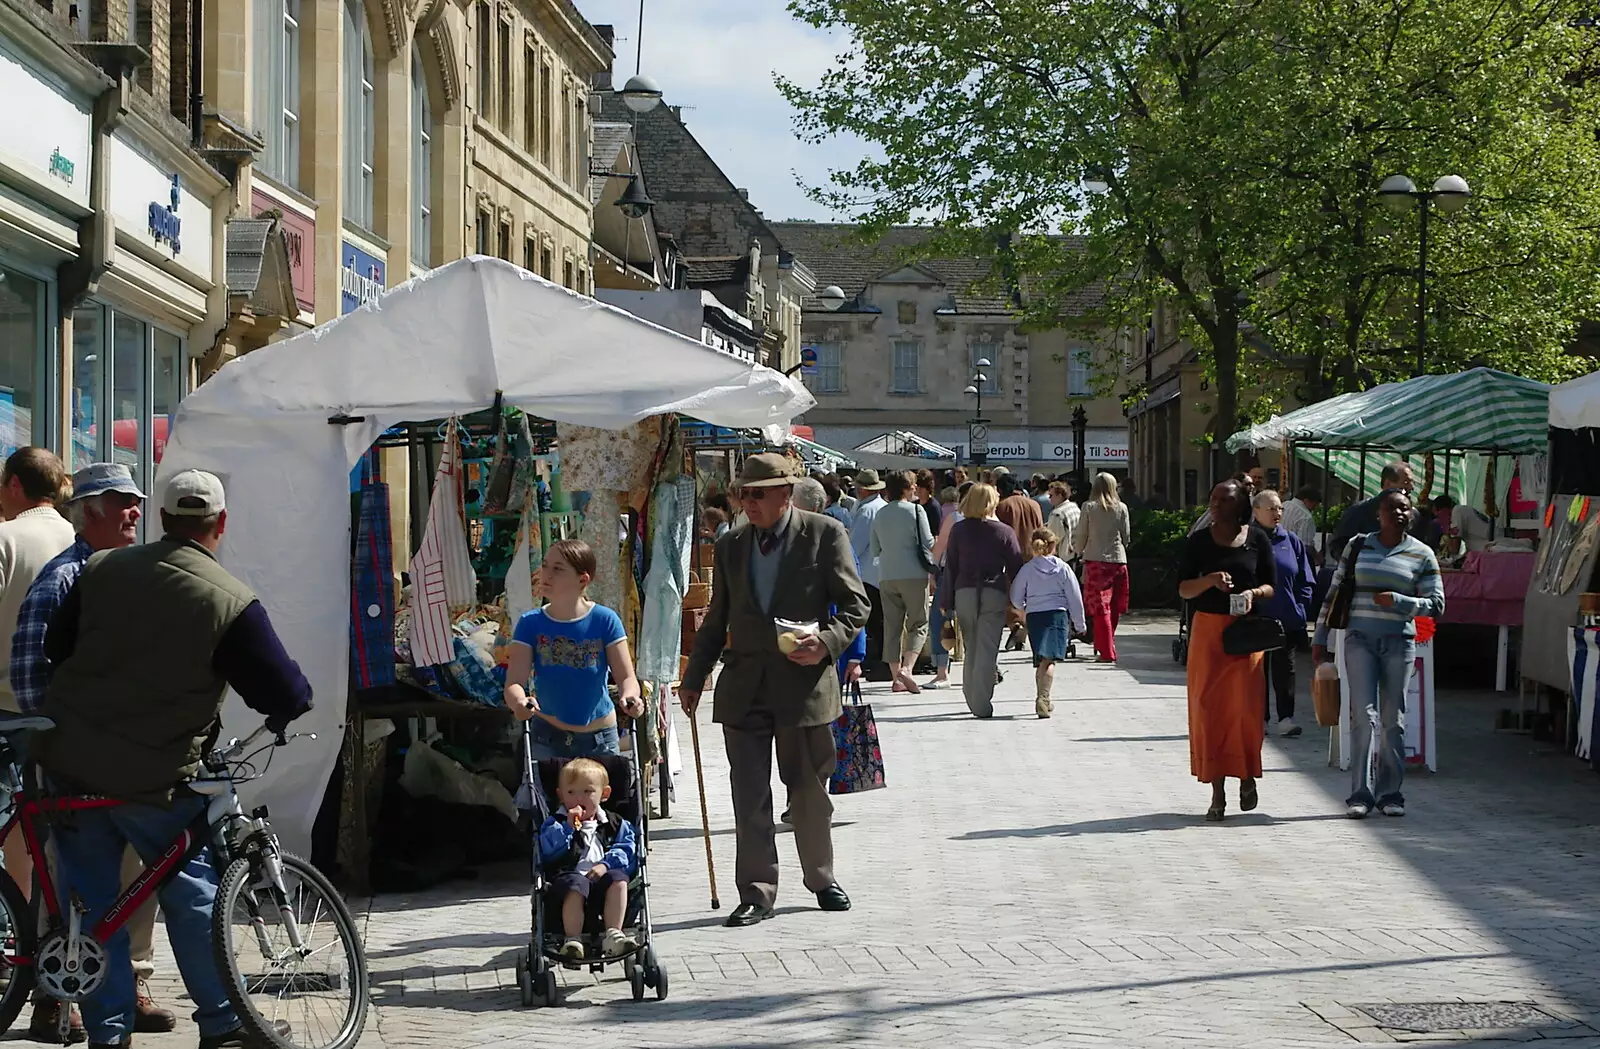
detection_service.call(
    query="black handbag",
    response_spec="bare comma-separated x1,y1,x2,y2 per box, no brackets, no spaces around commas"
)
1221,614,1285,655
1323,536,1368,631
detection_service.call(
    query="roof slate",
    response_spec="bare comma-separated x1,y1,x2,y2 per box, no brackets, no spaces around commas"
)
588,122,634,204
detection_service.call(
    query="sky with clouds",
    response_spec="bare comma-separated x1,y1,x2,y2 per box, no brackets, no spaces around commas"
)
574,0,863,223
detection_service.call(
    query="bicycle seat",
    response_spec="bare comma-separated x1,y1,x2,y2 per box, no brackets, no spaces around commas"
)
0,716,53,735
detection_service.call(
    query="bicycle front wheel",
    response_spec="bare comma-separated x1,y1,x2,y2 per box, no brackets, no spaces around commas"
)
0,866,35,1036
212,852,368,1049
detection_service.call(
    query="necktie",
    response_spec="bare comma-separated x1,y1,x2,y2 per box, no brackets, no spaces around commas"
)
759,531,780,556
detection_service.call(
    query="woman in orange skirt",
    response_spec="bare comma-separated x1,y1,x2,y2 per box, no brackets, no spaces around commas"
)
1177,479,1278,821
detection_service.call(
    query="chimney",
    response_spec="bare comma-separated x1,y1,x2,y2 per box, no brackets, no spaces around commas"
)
736,189,749,200
592,25,614,90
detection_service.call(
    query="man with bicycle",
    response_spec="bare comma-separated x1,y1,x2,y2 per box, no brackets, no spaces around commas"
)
9,463,178,1040
34,470,312,1049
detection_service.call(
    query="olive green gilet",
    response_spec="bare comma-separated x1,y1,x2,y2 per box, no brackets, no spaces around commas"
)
37,538,254,803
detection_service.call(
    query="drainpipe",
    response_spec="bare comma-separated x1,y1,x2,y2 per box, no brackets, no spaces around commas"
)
56,65,132,454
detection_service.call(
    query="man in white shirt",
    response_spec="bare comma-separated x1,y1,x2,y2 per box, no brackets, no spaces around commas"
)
1434,496,1493,555
0,448,74,713
848,470,887,674
1281,486,1321,557
1045,481,1080,553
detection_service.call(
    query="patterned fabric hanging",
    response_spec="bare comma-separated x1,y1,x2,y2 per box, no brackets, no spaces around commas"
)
503,502,537,623
350,482,396,689
408,421,478,667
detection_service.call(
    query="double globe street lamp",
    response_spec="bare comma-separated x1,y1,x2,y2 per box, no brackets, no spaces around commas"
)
964,358,992,467
1377,173,1471,377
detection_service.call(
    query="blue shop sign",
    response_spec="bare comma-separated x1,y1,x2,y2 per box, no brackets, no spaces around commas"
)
340,242,385,314
148,174,181,254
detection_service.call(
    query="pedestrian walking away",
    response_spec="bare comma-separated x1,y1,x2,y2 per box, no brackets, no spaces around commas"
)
927,487,964,689
502,537,646,772
1009,529,1087,719
33,469,314,1049
848,470,888,677
7,463,179,1038
942,484,1024,719
1177,480,1277,822
994,474,1044,652
1252,489,1315,738
1073,472,1131,663
1044,481,1079,553
678,454,868,928
869,471,935,694
1313,488,1444,820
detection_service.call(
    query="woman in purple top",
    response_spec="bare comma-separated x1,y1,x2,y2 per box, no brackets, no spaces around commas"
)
941,483,1024,718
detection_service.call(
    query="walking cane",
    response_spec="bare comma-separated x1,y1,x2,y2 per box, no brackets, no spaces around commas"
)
687,712,721,910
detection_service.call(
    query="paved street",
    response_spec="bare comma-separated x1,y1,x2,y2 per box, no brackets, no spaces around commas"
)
132,615,1600,1047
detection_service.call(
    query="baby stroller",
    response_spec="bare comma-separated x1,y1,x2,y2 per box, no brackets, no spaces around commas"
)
512,721,668,1006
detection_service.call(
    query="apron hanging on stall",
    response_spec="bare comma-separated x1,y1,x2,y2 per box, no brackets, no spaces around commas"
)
409,420,478,667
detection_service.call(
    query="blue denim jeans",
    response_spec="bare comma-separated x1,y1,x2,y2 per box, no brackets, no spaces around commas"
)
50,794,238,1043
1344,629,1415,807
524,719,621,761
930,572,951,670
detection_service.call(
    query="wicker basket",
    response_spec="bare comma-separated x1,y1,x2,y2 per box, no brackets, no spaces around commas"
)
683,580,712,610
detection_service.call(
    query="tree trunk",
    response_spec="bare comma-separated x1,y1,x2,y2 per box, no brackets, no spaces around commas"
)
1209,318,1241,488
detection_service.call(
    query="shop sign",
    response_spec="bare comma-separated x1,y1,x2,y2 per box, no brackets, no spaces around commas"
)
946,442,1029,461
148,174,182,254
251,190,316,313
48,148,74,185
1042,437,1129,462
340,242,386,314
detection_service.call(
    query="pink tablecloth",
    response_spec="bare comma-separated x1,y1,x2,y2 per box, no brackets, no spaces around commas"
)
1440,550,1536,627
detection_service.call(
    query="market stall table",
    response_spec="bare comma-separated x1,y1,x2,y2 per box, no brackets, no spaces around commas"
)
1439,549,1536,691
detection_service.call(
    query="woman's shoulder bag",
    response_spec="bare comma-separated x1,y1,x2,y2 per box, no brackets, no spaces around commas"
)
1322,535,1369,631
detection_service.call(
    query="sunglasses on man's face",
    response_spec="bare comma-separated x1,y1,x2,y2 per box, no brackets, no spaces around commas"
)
739,486,783,502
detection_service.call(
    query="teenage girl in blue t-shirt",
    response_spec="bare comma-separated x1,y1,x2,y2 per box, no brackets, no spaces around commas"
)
504,538,644,759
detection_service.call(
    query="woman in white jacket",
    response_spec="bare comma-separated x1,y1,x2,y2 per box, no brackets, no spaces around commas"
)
1009,528,1088,718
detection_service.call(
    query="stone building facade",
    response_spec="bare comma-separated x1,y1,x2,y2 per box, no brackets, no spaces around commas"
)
0,0,265,510
600,95,813,371
771,223,1131,478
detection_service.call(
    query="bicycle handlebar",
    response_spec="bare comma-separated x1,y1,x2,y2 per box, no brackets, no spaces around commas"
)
206,720,319,769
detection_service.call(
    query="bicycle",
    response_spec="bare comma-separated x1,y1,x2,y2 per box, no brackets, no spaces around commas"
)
0,717,369,1049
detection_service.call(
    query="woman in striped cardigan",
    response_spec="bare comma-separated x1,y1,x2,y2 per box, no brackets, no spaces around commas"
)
1312,489,1444,820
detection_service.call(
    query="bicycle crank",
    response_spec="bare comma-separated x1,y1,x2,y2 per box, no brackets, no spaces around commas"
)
36,931,109,1002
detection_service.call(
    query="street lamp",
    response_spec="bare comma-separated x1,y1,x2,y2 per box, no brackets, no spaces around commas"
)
1378,173,1471,376
816,285,847,312
619,74,663,114
964,357,992,467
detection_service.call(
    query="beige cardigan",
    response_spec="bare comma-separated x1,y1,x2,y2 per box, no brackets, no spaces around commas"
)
1072,501,1130,564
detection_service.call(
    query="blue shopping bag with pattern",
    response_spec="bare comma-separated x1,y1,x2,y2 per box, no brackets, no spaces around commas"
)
829,682,886,794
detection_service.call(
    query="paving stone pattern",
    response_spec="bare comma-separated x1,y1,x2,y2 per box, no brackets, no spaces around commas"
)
120,617,1600,1048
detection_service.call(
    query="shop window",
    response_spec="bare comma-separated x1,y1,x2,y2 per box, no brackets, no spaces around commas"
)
811,341,842,394
112,314,146,484
897,300,916,325
475,2,491,116
497,18,512,133
254,0,300,187
0,268,45,457
342,0,375,230
153,330,182,469
1068,347,1093,397
70,304,102,472
411,53,432,266
891,339,920,394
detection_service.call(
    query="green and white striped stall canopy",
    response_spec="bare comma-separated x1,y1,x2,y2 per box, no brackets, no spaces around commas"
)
1225,367,1550,456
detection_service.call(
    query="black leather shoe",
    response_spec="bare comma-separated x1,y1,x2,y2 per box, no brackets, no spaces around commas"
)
724,903,774,928
816,884,852,912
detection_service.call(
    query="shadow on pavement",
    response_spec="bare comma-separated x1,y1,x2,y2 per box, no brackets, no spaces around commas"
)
953,810,1351,839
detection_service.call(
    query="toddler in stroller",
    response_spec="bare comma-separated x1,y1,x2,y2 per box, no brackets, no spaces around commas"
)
515,730,668,1006
538,757,639,961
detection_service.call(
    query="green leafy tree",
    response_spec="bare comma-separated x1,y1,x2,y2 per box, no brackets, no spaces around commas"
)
782,0,1600,453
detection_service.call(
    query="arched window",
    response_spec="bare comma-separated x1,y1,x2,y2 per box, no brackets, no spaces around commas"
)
411,52,432,266
342,0,375,229
252,0,300,185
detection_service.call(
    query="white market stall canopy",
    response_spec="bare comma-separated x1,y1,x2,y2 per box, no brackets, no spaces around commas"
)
157,256,815,853
854,430,957,462
1551,369,1600,431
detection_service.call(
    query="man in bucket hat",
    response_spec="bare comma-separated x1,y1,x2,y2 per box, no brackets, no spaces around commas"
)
847,469,888,676
678,453,869,927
